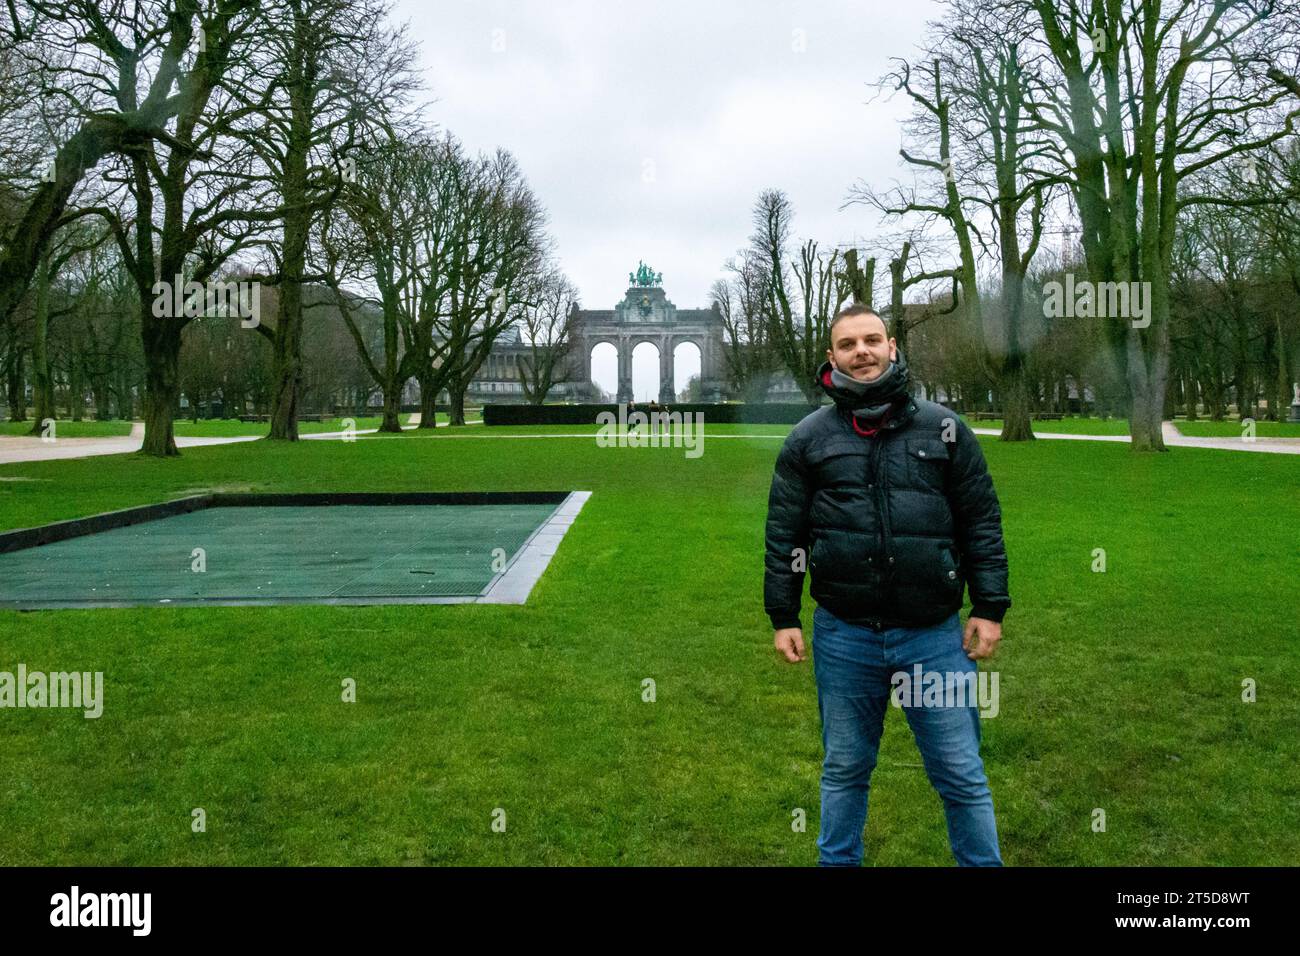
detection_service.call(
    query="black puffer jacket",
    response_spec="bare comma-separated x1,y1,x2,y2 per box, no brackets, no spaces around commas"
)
763,359,1011,631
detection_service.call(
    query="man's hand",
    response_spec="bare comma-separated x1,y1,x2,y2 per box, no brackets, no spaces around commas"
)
962,617,1002,660
774,627,806,663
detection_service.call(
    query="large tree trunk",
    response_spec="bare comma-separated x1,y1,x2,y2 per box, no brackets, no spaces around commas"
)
995,286,1034,441
116,369,134,420
1204,372,1225,420
379,383,402,433
1127,366,1168,452
69,358,84,421
1276,312,1290,424
93,382,111,421
27,255,54,435
889,251,908,357
1129,395,1164,451
1234,362,1252,421
1126,293,1170,451
140,318,182,457
267,288,303,441
5,346,25,421
268,119,310,441
448,385,466,426
999,361,1035,441
418,376,439,429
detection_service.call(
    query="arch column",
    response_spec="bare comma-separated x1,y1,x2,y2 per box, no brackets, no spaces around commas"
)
579,337,591,383
702,333,724,400
659,337,675,403
616,336,632,403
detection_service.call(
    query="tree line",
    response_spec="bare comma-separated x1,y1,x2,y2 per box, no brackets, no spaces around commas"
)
0,0,581,454
712,0,1300,450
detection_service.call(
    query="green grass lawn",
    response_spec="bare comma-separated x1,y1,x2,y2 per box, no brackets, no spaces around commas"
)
172,414,427,437
1172,418,1300,439
387,422,790,438
0,425,1296,865
0,412,471,441
0,419,134,438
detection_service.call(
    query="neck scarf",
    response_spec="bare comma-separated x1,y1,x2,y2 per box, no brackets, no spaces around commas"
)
817,350,912,434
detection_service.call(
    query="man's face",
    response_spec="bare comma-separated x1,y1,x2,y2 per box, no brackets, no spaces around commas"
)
827,313,897,382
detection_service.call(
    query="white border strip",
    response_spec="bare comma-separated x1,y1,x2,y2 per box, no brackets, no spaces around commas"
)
476,490,592,604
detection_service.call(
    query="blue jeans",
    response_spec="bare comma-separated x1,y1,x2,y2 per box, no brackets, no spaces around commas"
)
811,604,1002,866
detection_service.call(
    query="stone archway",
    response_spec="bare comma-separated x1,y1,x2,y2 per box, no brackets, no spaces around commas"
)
587,341,619,400
671,340,702,401
630,340,661,401
567,274,727,403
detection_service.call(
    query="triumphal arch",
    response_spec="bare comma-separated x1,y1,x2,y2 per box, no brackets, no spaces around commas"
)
568,261,727,403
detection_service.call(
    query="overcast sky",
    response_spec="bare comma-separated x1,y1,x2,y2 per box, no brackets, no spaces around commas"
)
392,0,945,397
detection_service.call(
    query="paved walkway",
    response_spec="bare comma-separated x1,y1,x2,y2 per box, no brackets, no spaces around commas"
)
3,417,1296,464
0,432,245,464
0,413,484,465
968,420,1300,455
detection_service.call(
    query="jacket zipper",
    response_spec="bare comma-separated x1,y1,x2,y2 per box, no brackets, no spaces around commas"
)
845,403,917,631
862,420,892,631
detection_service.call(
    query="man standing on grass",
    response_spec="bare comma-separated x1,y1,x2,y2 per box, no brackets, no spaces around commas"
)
763,305,1011,867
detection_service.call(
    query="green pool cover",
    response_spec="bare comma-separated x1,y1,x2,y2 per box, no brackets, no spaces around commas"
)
0,497,571,609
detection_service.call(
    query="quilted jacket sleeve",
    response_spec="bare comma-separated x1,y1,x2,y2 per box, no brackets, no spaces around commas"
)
945,420,1011,622
763,429,814,631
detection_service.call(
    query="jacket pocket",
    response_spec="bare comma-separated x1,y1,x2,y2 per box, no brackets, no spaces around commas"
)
939,544,963,594
807,442,871,489
809,527,876,583
906,437,950,490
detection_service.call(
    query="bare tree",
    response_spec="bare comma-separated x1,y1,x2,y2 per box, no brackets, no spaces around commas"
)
751,188,851,407
514,269,578,405
318,133,424,433
712,249,781,402
240,0,415,440
398,131,474,429
1016,0,1300,450
0,1,259,326
25,222,108,431
435,148,550,426
891,241,958,356
848,1,1052,441
79,2,284,454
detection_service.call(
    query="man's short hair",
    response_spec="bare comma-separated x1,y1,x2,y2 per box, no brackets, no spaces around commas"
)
829,304,887,341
